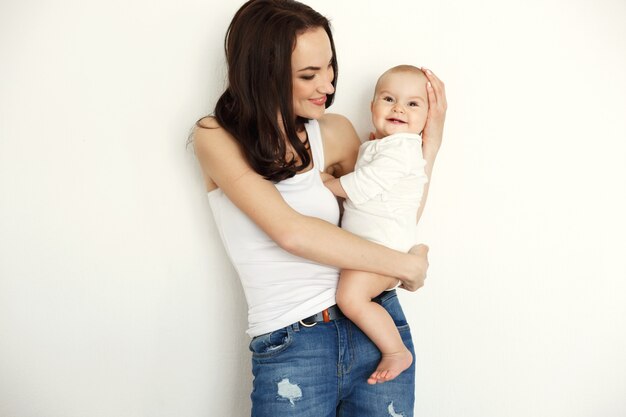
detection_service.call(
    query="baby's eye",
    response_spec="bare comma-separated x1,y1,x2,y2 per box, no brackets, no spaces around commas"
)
409,101,419,107
383,96,394,102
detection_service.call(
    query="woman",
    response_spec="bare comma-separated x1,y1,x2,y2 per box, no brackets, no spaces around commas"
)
193,0,446,415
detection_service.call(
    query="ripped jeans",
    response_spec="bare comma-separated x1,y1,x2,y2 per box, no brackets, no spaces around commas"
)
249,290,415,417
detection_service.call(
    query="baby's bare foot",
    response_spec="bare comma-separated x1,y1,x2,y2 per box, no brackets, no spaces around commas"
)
367,349,413,385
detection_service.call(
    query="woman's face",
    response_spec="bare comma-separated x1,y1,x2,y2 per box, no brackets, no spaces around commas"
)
291,27,335,120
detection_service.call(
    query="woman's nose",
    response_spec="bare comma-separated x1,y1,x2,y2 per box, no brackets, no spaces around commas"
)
318,68,335,94
319,79,334,95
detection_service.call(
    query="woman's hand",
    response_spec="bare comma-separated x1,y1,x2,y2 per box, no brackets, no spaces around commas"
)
399,244,430,291
421,68,447,156
412,69,446,224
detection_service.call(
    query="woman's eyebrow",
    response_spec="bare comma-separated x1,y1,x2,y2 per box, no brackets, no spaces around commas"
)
297,58,333,72
297,65,321,72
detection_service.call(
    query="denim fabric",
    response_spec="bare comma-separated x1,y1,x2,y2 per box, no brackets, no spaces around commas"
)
249,290,415,417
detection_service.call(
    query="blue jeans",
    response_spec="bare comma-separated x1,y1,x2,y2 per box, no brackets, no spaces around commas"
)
249,290,415,417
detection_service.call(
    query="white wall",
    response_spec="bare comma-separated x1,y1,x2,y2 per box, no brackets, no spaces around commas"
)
1,1,624,416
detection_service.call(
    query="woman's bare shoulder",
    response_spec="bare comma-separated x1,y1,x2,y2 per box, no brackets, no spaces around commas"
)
194,116,224,140
318,113,355,133
318,113,361,175
192,117,244,191
196,115,221,129
319,113,361,145
193,117,235,154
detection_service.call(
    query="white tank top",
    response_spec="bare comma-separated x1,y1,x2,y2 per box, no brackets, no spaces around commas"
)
207,119,340,337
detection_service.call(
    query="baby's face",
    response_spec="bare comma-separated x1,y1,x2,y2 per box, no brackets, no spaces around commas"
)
371,71,429,138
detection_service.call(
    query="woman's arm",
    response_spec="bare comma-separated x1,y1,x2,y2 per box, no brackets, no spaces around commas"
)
416,68,447,223
193,116,428,290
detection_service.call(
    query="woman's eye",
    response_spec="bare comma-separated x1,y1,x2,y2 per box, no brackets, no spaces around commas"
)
300,75,315,80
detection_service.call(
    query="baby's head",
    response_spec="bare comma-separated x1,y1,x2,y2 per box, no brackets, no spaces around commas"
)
371,65,429,139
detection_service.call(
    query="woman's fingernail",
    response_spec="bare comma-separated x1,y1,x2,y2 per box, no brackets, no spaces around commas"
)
427,81,432,88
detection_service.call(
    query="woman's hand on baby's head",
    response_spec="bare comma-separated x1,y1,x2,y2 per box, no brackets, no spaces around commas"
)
421,68,447,152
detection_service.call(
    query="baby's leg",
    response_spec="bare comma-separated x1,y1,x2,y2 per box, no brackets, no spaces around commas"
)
336,270,413,385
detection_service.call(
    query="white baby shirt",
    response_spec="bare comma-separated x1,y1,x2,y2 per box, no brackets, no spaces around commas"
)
339,133,428,252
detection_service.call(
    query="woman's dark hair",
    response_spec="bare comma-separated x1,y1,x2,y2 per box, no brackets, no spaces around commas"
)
198,0,338,182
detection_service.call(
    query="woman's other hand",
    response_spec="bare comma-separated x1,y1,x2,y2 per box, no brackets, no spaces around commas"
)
400,244,430,291
421,68,447,155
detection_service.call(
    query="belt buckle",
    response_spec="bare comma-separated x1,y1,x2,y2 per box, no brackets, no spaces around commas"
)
299,319,317,328
298,308,331,328
300,320,317,327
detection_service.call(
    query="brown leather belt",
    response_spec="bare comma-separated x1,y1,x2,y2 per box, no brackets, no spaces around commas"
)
299,304,344,327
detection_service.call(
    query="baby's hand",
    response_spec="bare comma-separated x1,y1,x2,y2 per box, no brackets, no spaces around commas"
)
320,171,335,183
320,172,348,199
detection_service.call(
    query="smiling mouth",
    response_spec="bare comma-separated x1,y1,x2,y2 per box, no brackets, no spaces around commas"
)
309,96,327,106
387,118,406,124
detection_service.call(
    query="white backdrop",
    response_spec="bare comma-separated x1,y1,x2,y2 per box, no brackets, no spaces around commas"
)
1,1,625,416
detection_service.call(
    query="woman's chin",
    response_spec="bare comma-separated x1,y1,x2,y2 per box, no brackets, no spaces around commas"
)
295,104,327,120
300,111,325,120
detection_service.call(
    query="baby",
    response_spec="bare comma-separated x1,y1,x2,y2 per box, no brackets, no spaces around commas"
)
322,65,430,384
